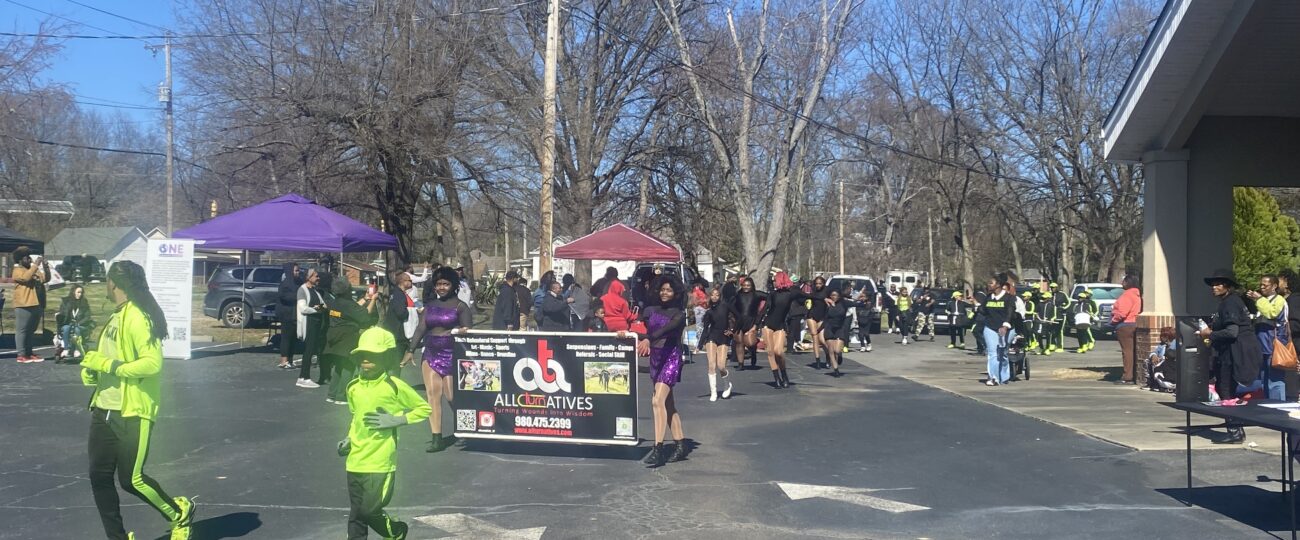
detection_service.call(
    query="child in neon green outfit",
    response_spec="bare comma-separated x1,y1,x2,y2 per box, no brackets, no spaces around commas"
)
338,327,431,540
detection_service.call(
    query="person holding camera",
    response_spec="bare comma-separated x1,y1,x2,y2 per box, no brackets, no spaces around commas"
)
11,246,49,363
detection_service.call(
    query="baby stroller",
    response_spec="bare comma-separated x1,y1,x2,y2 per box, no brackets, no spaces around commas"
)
1007,333,1030,381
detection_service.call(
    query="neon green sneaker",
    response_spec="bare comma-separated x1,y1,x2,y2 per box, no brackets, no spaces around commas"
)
127,533,136,540
170,496,194,540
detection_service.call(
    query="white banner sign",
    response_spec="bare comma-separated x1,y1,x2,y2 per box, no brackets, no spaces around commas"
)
145,239,194,359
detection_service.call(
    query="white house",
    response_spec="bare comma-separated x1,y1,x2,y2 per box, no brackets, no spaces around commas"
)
45,226,150,268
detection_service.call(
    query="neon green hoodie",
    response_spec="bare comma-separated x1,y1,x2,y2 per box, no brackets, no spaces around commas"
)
80,302,165,421
345,372,431,473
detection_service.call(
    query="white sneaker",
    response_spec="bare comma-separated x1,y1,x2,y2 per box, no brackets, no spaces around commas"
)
866,344,873,352
722,381,733,399
296,379,320,389
709,392,717,402
902,338,910,345
858,346,867,352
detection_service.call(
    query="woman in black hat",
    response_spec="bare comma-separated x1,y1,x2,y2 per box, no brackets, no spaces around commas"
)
1198,268,1261,443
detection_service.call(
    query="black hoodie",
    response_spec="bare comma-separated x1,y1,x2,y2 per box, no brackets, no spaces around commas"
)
275,263,300,322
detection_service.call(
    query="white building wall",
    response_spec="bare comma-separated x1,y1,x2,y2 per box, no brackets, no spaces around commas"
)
110,236,149,268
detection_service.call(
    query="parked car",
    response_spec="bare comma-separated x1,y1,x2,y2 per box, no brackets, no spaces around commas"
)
826,274,882,334
1070,282,1123,338
926,288,961,334
56,255,106,283
203,265,289,328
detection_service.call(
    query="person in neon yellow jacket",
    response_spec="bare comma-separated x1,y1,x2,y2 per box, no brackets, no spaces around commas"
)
78,261,195,540
338,326,431,540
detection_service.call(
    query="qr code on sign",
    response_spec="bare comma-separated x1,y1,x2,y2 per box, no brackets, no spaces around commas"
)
172,326,188,340
455,410,476,431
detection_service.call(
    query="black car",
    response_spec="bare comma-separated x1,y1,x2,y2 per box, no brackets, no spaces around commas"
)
56,255,106,283
203,265,289,328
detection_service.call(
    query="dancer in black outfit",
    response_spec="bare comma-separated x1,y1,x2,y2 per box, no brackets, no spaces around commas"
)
730,277,765,370
760,272,808,388
787,281,809,353
700,287,736,402
854,286,874,352
823,289,867,377
805,276,830,367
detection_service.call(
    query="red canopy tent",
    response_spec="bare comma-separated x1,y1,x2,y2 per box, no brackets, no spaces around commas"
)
554,223,680,261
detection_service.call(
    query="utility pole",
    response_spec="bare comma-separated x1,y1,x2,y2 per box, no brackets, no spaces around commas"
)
159,37,175,235
838,177,845,275
927,208,935,284
538,0,560,276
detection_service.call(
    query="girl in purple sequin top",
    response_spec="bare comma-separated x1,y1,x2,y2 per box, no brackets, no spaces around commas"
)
634,277,688,466
404,267,472,452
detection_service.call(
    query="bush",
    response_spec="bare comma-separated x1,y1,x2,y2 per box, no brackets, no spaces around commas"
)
1234,187,1300,285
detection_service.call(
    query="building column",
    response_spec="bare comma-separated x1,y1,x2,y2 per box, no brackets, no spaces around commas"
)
1137,149,1190,366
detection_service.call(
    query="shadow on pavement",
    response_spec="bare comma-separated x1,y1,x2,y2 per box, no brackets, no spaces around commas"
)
151,511,262,540
192,345,275,360
459,438,654,461
1158,485,1292,535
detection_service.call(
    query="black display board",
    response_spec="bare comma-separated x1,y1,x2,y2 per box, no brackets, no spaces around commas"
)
451,331,639,445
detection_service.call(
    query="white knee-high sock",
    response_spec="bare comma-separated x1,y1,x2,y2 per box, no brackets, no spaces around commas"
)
708,373,717,396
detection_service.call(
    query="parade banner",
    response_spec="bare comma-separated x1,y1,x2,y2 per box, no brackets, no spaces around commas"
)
145,238,194,359
452,331,639,446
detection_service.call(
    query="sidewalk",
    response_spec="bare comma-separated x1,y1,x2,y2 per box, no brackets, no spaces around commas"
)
841,333,1286,455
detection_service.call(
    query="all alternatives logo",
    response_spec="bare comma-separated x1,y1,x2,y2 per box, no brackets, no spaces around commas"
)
513,339,572,393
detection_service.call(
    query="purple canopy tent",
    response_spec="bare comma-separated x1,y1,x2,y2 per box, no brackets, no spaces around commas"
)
173,194,396,347
172,194,397,252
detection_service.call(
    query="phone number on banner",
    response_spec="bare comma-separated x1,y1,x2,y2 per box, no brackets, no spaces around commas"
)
515,416,573,429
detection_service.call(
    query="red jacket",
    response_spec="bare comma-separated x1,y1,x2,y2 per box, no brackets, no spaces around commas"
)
602,280,636,332
1111,287,1141,325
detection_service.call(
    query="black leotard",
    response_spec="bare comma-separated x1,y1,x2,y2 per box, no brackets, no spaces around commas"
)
807,286,830,321
763,288,808,331
732,290,765,331
701,300,736,345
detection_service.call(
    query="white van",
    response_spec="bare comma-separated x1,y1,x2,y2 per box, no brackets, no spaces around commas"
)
886,269,929,290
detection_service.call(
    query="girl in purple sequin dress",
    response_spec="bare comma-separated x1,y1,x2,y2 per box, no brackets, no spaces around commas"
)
404,267,472,452
634,277,688,467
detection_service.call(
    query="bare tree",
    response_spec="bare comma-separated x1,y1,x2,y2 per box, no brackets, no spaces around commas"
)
657,0,858,286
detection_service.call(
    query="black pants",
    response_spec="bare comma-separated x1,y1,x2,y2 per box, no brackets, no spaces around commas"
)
89,408,182,540
279,318,299,360
951,324,967,345
348,471,406,540
973,322,987,352
857,315,872,346
895,310,910,338
299,316,326,380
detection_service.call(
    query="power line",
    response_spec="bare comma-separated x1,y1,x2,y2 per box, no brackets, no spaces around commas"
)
70,93,155,107
61,0,171,33
0,0,548,41
0,0,146,41
72,100,157,110
6,135,165,157
564,4,1040,187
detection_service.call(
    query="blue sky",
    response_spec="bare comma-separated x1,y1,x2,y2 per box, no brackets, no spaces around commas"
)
4,0,178,124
